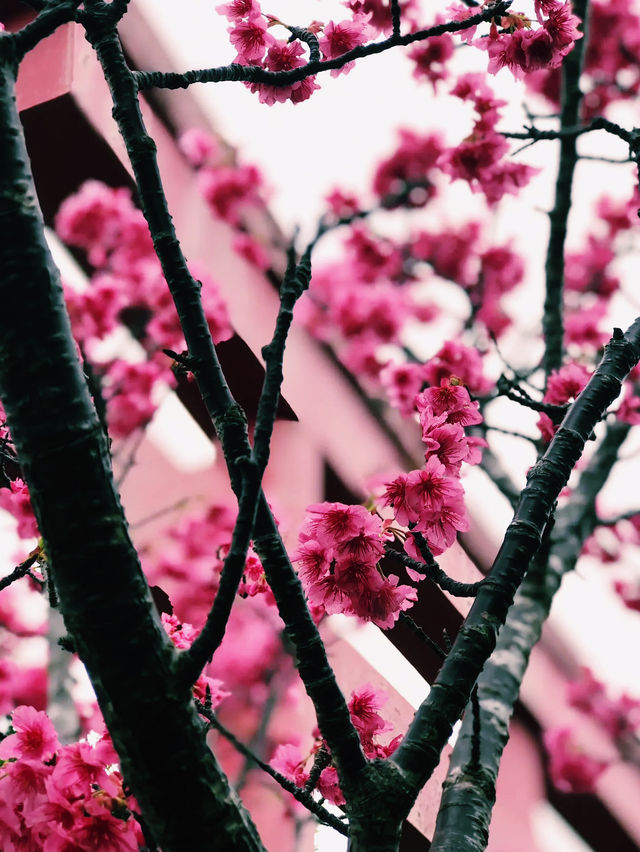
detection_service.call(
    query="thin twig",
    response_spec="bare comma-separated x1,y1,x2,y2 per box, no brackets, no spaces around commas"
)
195,701,349,837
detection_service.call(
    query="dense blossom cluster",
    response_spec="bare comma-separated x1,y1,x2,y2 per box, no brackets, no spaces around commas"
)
438,73,539,206
525,0,640,117
294,502,415,629
218,0,584,106
0,706,142,851
382,381,485,552
481,2,582,79
294,379,485,627
543,726,611,794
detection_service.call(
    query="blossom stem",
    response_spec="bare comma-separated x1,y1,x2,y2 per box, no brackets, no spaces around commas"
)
196,702,349,837
542,0,590,382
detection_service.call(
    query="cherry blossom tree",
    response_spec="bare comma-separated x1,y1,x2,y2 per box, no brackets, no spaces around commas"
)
1,0,640,850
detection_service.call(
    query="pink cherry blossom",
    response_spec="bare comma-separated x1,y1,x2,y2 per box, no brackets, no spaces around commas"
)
0,705,59,762
409,33,454,88
372,130,443,204
567,667,640,738
318,15,374,76
423,340,492,396
54,181,134,267
232,232,270,270
417,381,483,427
348,684,393,737
216,0,261,21
247,40,316,105
613,579,640,612
380,362,428,416
269,743,309,787
228,14,275,63
103,359,173,438
352,574,417,629
197,163,264,224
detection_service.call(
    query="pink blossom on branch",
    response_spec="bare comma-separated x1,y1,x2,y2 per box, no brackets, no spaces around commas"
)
0,705,59,762
247,40,320,105
408,32,455,88
480,3,582,79
293,502,418,627
178,128,220,168
228,13,275,63
317,14,375,76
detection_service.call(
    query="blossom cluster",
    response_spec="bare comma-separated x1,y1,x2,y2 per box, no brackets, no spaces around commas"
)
0,706,142,851
179,128,273,274
294,379,485,627
219,0,584,106
525,0,640,118
381,339,492,417
270,683,400,806
481,2,582,80
543,726,611,794
382,380,485,555
293,502,415,629
54,180,233,438
537,361,592,442
438,73,539,206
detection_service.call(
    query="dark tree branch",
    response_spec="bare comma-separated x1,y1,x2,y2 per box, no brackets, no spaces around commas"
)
81,9,368,791
392,320,640,800
0,552,40,592
390,0,402,37
0,37,264,852
502,115,631,145
386,545,483,597
132,2,511,92
10,0,82,59
429,418,630,852
177,459,260,687
253,246,311,472
542,0,590,381
399,613,447,660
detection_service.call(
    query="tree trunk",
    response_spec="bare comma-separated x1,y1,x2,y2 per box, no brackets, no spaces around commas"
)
0,41,263,852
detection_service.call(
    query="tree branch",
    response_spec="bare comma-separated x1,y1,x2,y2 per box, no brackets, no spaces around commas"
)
196,701,349,838
391,320,640,798
11,0,82,60
429,417,631,852
385,545,483,597
0,37,264,852
132,2,511,92
542,0,590,381
0,551,40,592
82,10,367,790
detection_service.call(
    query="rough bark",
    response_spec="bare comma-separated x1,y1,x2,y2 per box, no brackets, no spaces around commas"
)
0,38,263,852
